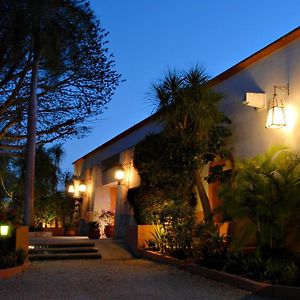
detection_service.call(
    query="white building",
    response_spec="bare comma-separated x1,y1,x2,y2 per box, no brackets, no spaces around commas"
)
72,26,300,238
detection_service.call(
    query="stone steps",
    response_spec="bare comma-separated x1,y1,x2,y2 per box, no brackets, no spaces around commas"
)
29,240,102,261
29,247,99,254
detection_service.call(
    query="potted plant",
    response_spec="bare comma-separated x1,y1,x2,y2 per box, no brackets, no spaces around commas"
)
88,221,100,239
64,223,77,236
99,210,115,238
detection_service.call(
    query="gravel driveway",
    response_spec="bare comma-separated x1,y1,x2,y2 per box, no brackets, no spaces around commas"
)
0,259,273,300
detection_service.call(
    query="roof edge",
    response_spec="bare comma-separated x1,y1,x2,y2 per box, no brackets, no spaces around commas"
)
72,114,157,164
210,26,300,86
73,26,300,164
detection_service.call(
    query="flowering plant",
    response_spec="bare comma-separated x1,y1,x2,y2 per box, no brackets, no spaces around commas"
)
99,210,115,227
85,210,114,234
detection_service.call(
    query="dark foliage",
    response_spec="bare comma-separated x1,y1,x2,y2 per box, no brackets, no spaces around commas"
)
0,0,120,156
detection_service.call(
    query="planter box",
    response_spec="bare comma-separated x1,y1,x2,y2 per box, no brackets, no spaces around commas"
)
16,226,29,255
0,261,30,279
125,224,157,256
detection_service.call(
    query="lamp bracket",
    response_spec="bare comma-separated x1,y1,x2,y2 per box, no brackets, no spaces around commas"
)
274,83,289,96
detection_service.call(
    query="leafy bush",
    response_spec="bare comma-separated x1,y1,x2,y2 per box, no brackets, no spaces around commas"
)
265,258,298,285
127,186,164,224
224,252,299,286
160,204,196,259
0,248,26,269
197,223,230,269
146,225,166,252
15,248,26,266
0,253,16,269
219,146,300,255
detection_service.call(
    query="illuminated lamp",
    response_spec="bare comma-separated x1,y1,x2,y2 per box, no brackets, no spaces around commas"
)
265,85,287,129
115,166,125,184
0,225,10,237
78,182,87,193
68,184,75,193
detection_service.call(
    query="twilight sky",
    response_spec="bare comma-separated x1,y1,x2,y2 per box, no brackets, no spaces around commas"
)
61,0,300,172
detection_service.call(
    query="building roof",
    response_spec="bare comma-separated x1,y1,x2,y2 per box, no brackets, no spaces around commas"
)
73,26,300,164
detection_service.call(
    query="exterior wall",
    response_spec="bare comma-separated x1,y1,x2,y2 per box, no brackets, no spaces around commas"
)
74,120,161,177
216,38,300,159
73,121,158,237
73,32,300,237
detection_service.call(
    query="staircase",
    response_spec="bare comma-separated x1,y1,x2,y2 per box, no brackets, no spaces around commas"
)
29,239,102,261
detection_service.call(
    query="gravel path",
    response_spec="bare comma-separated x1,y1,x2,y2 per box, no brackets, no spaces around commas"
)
0,259,273,300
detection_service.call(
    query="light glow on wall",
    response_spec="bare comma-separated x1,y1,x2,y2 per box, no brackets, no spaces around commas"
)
283,104,297,133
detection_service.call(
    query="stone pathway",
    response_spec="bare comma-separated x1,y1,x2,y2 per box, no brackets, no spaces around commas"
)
0,239,273,300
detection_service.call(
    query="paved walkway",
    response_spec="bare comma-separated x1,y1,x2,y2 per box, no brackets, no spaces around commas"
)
0,239,273,300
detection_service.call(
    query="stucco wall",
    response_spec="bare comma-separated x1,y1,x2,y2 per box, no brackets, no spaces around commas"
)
74,120,161,177
216,38,300,159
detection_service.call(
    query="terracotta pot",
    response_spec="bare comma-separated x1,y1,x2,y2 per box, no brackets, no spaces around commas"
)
65,228,76,236
104,225,114,238
88,228,100,239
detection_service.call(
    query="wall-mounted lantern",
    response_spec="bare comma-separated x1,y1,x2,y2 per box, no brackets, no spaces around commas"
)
68,184,75,193
115,165,125,185
244,84,289,129
265,85,288,129
67,176,87,198
78,183,87,193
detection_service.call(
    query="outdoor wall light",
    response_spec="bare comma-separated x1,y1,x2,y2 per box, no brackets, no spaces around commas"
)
265,85,288,129
68,184,75,193
67,177,87,197
78,183,87,193
115,165,125,184
0,225,10,237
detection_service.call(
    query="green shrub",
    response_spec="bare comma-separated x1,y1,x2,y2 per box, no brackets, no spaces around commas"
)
265,259,298,285
219,146,300,255
0,253,16,269
198,224,230,270
15,248,26,266
160,204,196,259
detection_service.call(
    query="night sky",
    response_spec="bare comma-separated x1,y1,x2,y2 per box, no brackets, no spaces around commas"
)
61,0,300,171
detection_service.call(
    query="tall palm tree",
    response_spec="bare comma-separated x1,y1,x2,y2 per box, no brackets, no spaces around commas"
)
153,67,230,222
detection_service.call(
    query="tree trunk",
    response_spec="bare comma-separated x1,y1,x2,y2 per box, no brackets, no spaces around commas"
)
24,52,40,226
194,170,213,223
24,2,42,227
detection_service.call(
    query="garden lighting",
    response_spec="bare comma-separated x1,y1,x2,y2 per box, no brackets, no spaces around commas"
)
0,224,10,237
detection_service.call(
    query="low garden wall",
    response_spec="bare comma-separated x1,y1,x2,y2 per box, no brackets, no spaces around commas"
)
0,226,29,279
125,224,156,256
137,249,300,300
125,224,300,299
0,261,30,279
16,226,29,254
